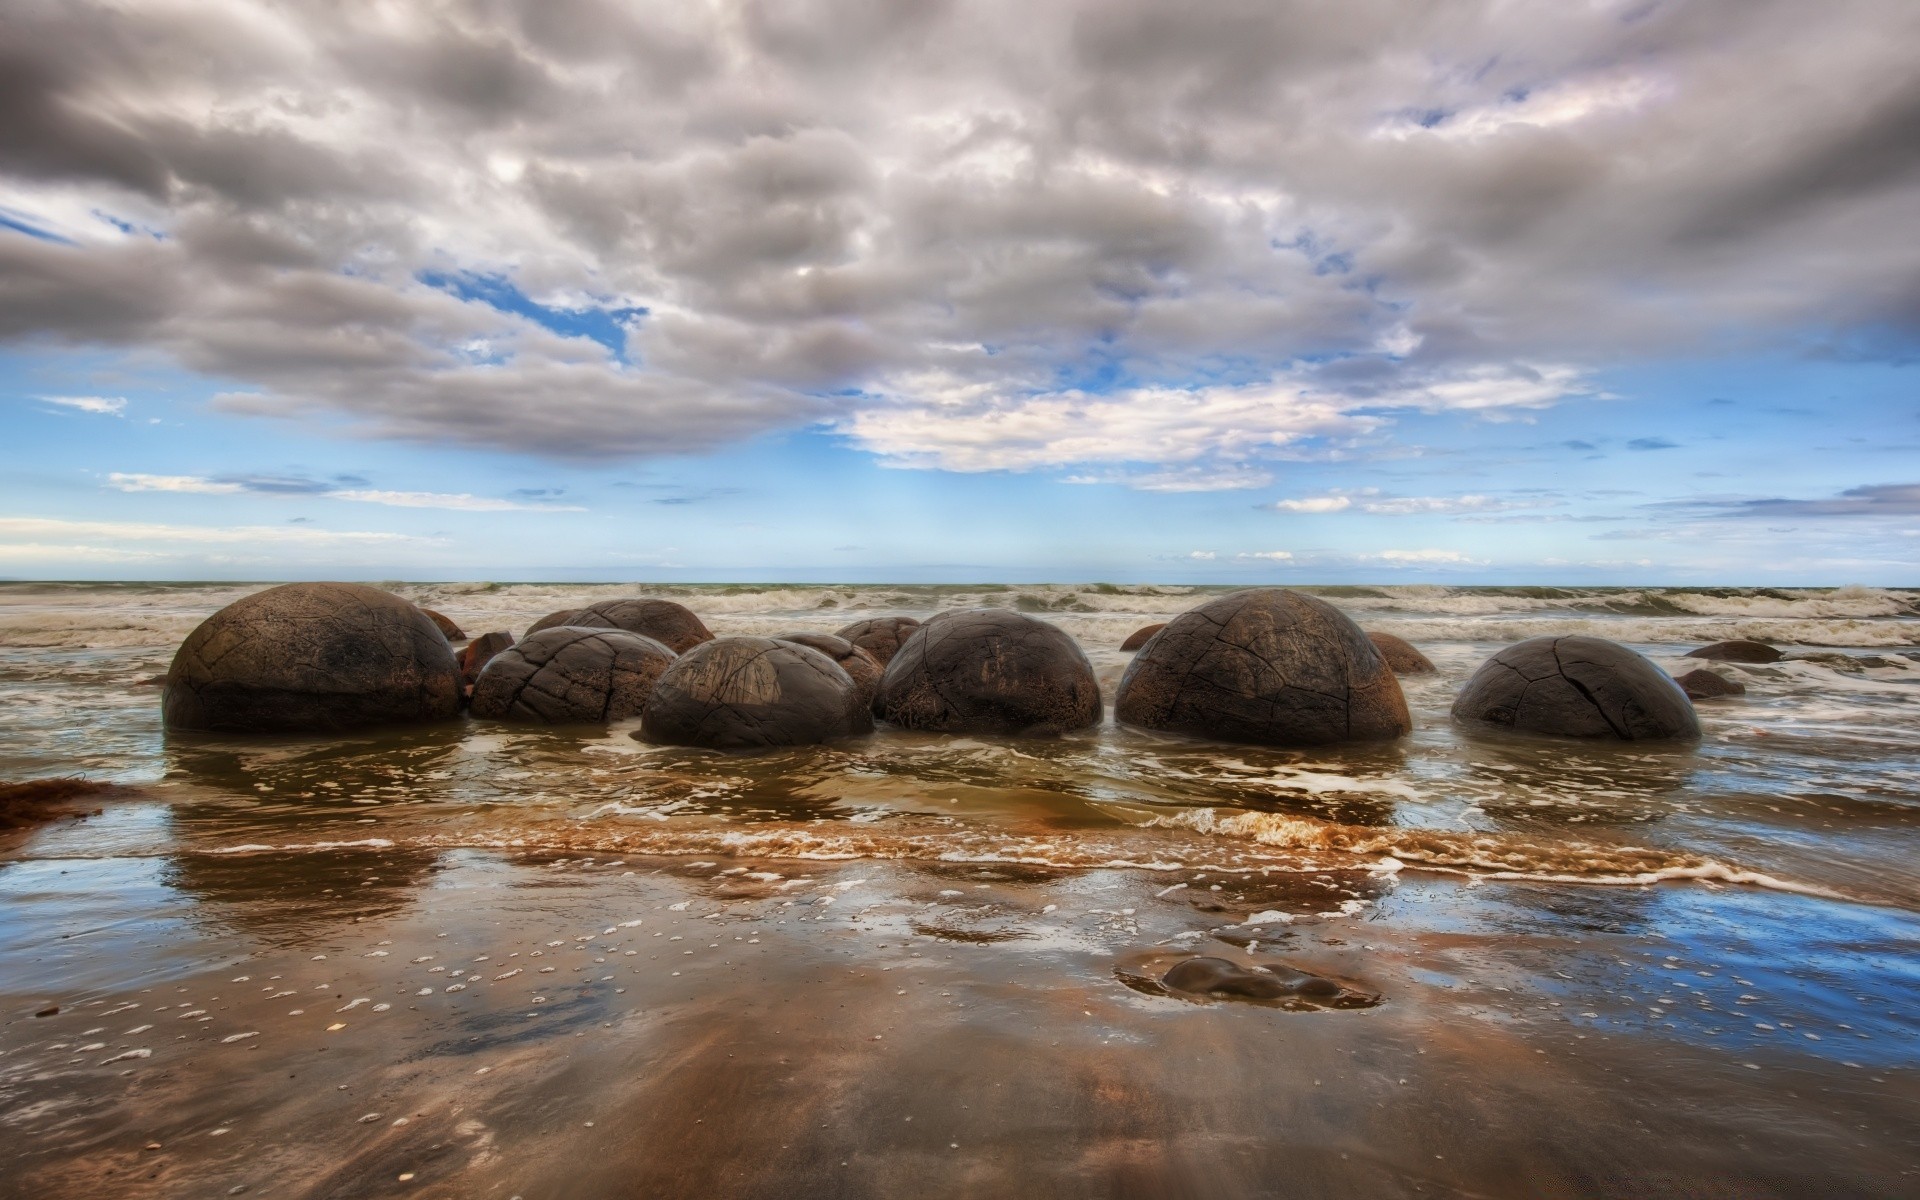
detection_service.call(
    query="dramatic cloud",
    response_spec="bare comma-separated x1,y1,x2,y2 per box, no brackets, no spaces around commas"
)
1,0,1915,477
105,473,582,510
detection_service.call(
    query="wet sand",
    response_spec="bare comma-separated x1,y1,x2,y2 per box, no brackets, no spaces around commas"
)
5,847,1915,1199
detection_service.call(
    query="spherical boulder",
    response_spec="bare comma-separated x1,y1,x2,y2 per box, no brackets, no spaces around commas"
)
1367,631,1436,675
876,609,1101,735
834,616,921,665
772,632,882,706
419,607,464,641
1674,668,1745,700
163,582,462,733
1120,623,1166,651
639,637,873,750
459,631,515,691
1685,639,1782,664
470,627,674,724
572,598,713,653
1452,635,1699,740
525,608,586,636
1114,589,1408,747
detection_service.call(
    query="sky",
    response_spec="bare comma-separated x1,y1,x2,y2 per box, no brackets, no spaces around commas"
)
1,0,1916,584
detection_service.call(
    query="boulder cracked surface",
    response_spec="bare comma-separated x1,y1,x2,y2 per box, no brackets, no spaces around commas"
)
1452,635,1700,740
1120,623,1166,651
834,616,921,665
571,598,713,653
772,632,882,707
876,609,1101,736
639,637,873,750
1367,631,1436,674
470,628,675,724
525,608,587,636
1114,589,1409,747
163,582,462,734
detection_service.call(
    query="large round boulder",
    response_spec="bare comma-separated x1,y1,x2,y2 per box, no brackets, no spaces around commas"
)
1451,635,1699,740
163,582,462,733
876,609,1102,735
470,628,675,724
525,608,586,636
1367,631,1436,675
572,598,713,653
1120,623,1166,651
1114,589,1409,747
1685,639,1782,664
834,616,921,665
772,632,882,706
639,637,873,750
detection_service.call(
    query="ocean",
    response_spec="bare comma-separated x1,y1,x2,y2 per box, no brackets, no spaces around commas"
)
2,582,1916,1196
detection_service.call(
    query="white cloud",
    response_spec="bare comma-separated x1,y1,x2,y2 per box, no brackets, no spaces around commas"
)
323,489,586,512
1063,465,1276,492
39,395,127,416
1271,489,1558,516
0,516,428,546
108,473,244,494
1236,551,1294,561
0,542,161,562
1274,494,1356,513
1368,549,1484,564
1185,550,1217,560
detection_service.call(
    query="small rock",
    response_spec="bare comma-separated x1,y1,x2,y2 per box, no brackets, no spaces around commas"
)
1673,668,1745,699
1685,640,1783,664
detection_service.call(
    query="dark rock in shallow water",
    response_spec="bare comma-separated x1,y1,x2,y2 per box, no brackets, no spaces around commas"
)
1674,668,1745,700
640,637,873,750
572,598,713,653
1114,589,1409,747
1156,957,1379,1010
1452,635,1699,741
470,628,673,724
1120,623,1166,651
163,582,462,733
419,607,464,641
1367,631,1435,674
772,633,882,706
834,616,921,665
876,609,1101,735
526,608,587,636
1685,639,1783,664
459,631,515,691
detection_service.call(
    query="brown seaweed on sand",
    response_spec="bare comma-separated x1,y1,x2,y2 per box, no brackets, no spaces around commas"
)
0,777,130,830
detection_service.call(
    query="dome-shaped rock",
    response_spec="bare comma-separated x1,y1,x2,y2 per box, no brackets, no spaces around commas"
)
525,608,586,636
458,631,515,691
470,627,674,724
1674,668,1745,700
773,633,882,706
1367,631,1436,674
1114,589,1408,747
163,582,462,733
1685,640,1783,664
1452,635,1699,740
639,637,873,750
1120,623,1166,651
876,609,1101,735
834,616,921,665
419,607,464,641
572,598,713,653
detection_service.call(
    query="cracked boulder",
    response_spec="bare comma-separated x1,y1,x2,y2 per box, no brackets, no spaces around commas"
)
525,608,587,636
876,609,1102,735
772,633,882,707
469,628,674,724
639,637,874,750
570,598,714,653
458,631,515,692
1367,631,1436,674
1114,589,1409,747
1452,635,1699,740
163,582,462,734
1120,623,1166,651
834,616,921,665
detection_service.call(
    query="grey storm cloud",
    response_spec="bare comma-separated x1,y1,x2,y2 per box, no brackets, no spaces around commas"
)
0,0,1916,471
1691,484,1920,518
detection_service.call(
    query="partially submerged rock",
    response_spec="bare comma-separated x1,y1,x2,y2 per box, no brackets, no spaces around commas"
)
1674,668,1746,700
1685,640,1783,664
1114,589,1409,747
1452,635,1699,741
470,627,674,724
876,609,1101,735
1134,956,1380,1010
1120,623,1166,651
834,616,921,665
639,637,873,750
419,607,464,641
772,633,882,706
572,598,714,653
458,631,515,691
163,582,462,734
1367,631,1436,674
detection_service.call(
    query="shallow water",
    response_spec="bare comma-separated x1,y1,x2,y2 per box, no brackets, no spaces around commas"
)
2,582,1916,1197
